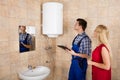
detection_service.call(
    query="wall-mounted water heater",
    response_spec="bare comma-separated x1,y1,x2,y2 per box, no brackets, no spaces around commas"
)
42,2,63,38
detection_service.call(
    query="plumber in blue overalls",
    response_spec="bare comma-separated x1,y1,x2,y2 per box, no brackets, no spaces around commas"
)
67,18,91,80
19,25,32,53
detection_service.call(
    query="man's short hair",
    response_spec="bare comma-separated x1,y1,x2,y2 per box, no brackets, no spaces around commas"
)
76,18,87,31
19,25,26,28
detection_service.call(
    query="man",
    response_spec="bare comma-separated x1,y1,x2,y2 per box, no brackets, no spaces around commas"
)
67,18,91,80
19,25,32,52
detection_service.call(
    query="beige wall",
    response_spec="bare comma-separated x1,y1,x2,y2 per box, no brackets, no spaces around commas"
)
0,0,55,80
0,0,120,80
55,0,120,80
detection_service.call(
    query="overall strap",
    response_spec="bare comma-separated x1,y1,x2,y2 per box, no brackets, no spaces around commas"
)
24,34,29,43
77,35,88,47
72,34,78,45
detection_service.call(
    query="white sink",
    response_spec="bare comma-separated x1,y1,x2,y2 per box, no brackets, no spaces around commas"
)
19,66,50,80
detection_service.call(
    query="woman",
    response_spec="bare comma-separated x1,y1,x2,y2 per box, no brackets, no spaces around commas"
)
88,25,112,80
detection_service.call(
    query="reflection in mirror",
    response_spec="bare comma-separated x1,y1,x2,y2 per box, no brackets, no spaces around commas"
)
19,25,35,53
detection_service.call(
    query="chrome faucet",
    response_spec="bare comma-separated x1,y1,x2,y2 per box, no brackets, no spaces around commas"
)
28,65,32,70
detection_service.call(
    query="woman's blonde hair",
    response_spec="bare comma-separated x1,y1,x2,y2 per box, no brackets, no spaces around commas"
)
95,25,112,58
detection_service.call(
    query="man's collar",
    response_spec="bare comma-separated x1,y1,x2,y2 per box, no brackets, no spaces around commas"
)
78,32,85,36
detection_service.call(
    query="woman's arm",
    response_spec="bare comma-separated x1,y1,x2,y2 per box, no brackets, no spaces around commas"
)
88,47,111,70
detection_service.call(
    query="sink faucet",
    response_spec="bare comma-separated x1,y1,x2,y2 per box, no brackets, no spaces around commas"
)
28,65,32,70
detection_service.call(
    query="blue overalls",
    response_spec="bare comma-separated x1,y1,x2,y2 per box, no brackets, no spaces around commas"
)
20,34,29,52
68,35,88,80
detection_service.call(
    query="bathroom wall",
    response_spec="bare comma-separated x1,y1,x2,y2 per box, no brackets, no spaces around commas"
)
55,0,120,80
0,0,55,80
0,0,120,80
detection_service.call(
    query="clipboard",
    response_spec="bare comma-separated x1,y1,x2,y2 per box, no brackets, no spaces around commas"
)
57,45,71,51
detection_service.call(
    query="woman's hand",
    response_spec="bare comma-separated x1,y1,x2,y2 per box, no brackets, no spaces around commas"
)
87,60,93,65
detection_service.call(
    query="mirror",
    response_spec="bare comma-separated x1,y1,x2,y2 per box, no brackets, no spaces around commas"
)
19,25,36,53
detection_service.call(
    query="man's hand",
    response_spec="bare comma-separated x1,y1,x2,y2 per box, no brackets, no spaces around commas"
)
66,49,77,56
21,42,25,46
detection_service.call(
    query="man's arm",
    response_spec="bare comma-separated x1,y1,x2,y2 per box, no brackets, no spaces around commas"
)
21,34,32,49
21,42,31,49
66,50,89,58
67,37,91,59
